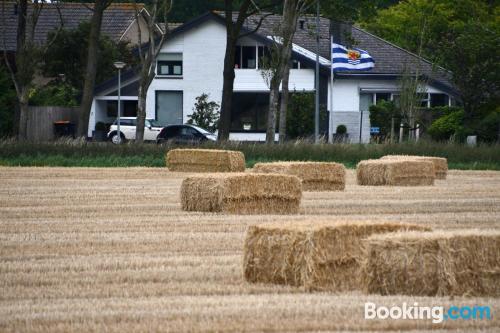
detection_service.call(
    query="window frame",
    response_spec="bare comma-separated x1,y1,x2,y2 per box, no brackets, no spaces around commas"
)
157,60,183,76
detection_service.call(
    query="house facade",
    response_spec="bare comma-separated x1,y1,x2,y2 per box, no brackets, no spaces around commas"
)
90,12,457,142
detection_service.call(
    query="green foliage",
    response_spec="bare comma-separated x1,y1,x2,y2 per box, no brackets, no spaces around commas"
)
476,108,500,143
187,93,220,132
336,124,347,135
42,22,136,91
428,109,464,141
369,100,400,136
29,81,79,107
1,140,500,170
286,92,328,139
0,66,16,137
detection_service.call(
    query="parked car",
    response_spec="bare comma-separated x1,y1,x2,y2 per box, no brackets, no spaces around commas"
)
156,124,217,144
107,117,163,144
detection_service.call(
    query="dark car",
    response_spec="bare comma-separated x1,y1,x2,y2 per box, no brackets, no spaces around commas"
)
156,124,217,144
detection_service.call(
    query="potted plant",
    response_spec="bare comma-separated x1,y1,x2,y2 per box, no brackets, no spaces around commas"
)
93,122,108,142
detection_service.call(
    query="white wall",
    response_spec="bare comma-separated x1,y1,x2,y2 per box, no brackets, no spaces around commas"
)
146,20,227,123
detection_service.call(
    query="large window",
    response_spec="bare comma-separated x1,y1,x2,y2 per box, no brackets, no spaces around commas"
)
157,53,182,76
231,93,269,131
106,100,137,117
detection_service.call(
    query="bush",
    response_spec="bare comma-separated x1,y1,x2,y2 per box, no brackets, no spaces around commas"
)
187,93,220,132
29,81,78,107
428,110,465,141
287,92,328,139
369,100,399,137
476,108,500,143
336,124,347,135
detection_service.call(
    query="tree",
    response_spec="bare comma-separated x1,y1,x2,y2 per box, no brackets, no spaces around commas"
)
42,22,135,92
0,66,16,137
187,93,220,132
78,0,114,138
132,0,172,143
217,0,275,141
1,0,62,140
262,0,311,144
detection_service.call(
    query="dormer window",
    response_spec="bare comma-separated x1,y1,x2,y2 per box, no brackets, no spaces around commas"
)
157,53,182,76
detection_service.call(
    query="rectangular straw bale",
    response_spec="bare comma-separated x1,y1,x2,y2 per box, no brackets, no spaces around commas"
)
181,173,302,214
166,149,245,172
252,162,346,191
356,159,434,186
380,155,448,179
362,230,500,297
243,220,430,291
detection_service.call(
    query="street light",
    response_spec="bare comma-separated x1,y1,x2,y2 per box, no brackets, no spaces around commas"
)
113,61,126,144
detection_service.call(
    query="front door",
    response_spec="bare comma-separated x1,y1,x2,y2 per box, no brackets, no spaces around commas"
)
156,91,183,126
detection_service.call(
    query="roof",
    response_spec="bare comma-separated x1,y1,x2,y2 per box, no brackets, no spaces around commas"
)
236,12,454,91
96,11,456,95
0,2,145,51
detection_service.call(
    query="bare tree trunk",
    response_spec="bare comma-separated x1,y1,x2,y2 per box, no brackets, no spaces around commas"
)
18,92,29,140
218,37,237,141
278,56,291,143
78,0,112,138
266,80,280,144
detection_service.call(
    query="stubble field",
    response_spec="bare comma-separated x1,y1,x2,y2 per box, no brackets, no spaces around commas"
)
0,167,499,332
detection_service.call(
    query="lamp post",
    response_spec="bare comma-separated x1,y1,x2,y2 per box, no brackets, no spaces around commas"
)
113,61,126,144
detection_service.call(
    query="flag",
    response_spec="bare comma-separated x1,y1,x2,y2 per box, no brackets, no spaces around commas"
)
331,42,374,71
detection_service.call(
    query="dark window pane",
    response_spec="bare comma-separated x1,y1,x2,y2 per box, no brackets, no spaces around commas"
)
106,101,117,117
292,59,299,69
231,93,269,131
258,46,271,69
376,93,390,104
418,93,429,107
123,101,137,117
242,46,256,69
157,60,183,75
430,93,449,107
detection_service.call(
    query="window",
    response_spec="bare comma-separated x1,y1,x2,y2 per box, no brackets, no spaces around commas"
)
242,46,256,69
430,93,449,107
258,46,271,69
157,53,182,76
106,101,137,117
231,93,269,131
359,93,374,112
376,93,391,104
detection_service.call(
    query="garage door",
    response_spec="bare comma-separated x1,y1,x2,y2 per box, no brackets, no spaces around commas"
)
156,91,183,126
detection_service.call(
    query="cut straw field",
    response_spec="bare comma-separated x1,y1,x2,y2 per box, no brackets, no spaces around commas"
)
0,167,499,332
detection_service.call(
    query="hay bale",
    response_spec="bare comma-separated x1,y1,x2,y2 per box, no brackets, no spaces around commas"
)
380,155,448,179
362,230,500,296
356,159,434,186
166,149,245,172
180,173,302,214
252,162,346,191
243,220,430,291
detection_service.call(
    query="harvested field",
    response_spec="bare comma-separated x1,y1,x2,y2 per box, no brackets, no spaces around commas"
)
0,167,499,332
252,161,346,191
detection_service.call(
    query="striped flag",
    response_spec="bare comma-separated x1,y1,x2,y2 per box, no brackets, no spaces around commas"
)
331,43,374,71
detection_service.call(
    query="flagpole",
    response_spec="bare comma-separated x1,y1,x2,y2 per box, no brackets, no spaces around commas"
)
329,34,334,144
314,0,320,144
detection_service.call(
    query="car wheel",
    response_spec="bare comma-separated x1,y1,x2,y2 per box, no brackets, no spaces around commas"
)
111,133,125,144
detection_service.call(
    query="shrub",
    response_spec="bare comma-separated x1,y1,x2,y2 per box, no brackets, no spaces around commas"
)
29,81,78,107
287,92,328,139
428,110,464,141
369,101,400,137
187,93,220,132
336,124,347,135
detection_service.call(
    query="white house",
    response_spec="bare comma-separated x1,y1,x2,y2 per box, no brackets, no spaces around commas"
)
90,12,458,142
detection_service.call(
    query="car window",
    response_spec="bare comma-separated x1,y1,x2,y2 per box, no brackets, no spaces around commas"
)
181,127,198,137
120,119,136,126
164,126,180,138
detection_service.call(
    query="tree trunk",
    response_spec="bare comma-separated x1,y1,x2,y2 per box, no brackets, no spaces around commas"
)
266,80,280,144
77,0,110,138
18,92,29,141
218,35,236,141
136,82,147,142
278,61,290,143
